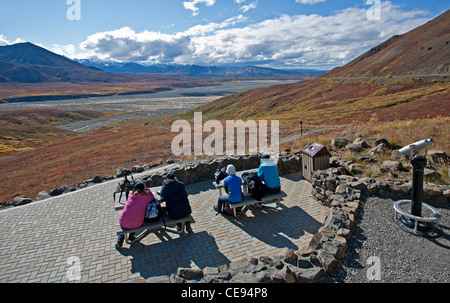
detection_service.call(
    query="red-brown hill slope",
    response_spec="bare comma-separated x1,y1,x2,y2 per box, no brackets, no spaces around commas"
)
179,10,449,125
326,9,450,77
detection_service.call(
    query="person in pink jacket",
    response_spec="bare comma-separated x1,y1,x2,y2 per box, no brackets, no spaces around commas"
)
116,182,155,248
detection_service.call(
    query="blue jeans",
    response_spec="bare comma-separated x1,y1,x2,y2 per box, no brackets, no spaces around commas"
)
216,195,230,212
117,226,136,244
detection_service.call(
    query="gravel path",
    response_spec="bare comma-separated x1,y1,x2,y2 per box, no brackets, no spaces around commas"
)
324,196,450,283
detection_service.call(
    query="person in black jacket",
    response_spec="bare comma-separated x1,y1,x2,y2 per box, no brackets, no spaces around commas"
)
160,173,192,232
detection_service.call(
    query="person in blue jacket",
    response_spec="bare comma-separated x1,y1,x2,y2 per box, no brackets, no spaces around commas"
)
258,154,281,194
160,173,192,232
214,164,243,213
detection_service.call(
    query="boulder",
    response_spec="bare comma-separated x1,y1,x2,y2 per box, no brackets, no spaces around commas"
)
346,144,363,152
368,143,388,156
353,138,370,148
34,191,50,201
332,138,348,148
428,150,448,164
13,196,32,207
381,160,403,172
177,267,203,280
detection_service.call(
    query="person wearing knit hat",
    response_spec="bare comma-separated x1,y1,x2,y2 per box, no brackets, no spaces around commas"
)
214,164,243,214
258,153,281,194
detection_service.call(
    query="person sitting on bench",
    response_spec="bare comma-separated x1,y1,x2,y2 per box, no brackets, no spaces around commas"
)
160,173,193,232
258,154,281,194
116,182,155,249
214,164,243,213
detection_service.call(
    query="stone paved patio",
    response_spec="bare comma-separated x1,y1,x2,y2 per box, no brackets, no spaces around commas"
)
0,166,328,283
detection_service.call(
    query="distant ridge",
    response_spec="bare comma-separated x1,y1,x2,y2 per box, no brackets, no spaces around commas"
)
0,42,117,83
75,59,326,78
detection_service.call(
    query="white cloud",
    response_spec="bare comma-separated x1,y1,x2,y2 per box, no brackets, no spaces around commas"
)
0,35,26,46
183,0,216,16
77,1,430,69
239,1,258,13
0,35,10,46
296,0,326,4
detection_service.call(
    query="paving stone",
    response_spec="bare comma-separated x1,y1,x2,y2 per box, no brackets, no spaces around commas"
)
0,170,328,283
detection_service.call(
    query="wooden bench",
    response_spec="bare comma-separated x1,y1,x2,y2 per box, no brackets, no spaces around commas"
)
214,168,287,217
226,191,287,217
114,185,194,246
117,214,195,246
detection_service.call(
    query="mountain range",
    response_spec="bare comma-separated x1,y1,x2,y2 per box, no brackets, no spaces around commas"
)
74,59,325,78
0,42,321,84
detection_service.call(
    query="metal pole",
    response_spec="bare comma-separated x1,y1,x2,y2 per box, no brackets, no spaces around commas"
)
411,156,427,216
400,155,431,231
300,121,303,136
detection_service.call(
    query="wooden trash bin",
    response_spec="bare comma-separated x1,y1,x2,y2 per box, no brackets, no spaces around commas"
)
301,142,330,182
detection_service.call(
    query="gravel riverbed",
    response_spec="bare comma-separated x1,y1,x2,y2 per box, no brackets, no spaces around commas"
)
324,196,450,283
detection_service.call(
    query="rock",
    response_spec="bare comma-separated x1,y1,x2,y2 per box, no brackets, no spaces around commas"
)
131,166,144,173
231,272,259,283
424,169,442,181
217,271,232,280
297,257,314,269
391,150,407,161
92,176,103,183
296,267,325,283
230,258,250,271
34,191,50,201
13,196,32,207
444,189,450,198
256,271,271,283
203,267,219,276
279,266,297,283
322,241,347,260
309,233,328,250
381,160,403,172
368,143,388,156
169,274,185,283
249,257,258,265
177,267,203,280
146,276,170,283
346,144,363,152
318,250,338,274
332,137,348,148
428,150,449,164
49,188,63,197
353,138,370,148
259,256,274,267
375,138,392,150
283,249,298,266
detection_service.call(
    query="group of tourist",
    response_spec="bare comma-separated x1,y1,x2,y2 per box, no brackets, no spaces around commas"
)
116,154,281,249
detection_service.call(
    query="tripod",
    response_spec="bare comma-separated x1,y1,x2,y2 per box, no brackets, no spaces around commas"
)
114,169,135,205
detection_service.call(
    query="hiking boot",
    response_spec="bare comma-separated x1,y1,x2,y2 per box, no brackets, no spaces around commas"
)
213,205,220,213
115,241,123,249
185,221,193,234
176,223,183,232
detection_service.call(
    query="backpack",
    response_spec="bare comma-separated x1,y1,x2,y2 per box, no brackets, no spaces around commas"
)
144,199,162,223
214,167,228,184
222,202,242,216
242,172,268,201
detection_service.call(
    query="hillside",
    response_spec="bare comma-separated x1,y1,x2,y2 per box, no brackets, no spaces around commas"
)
176,10,449,125
326,10,450,77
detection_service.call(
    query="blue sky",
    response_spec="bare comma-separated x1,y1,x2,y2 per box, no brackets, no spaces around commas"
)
0,0,448,70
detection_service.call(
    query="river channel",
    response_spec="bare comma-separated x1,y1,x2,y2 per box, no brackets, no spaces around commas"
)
0,80,295,131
